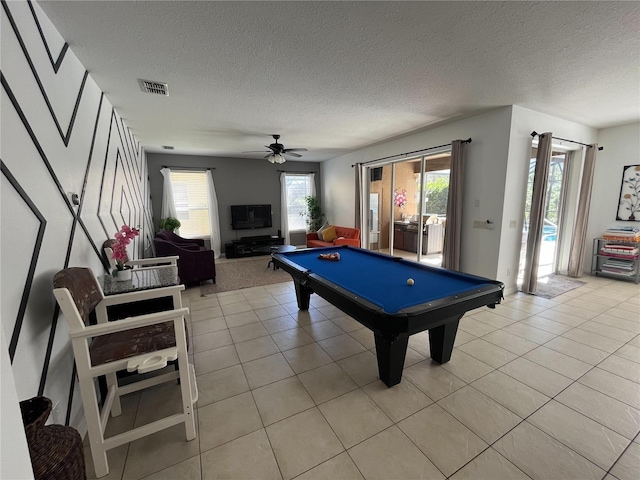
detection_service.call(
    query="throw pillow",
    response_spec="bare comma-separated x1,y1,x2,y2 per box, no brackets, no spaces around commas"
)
316,222,330,241
322,226,338,243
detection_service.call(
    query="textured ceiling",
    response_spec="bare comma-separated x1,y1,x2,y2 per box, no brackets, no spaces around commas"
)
39,1,640,161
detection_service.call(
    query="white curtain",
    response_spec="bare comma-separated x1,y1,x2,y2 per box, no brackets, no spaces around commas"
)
567,145,598,277
206,170,221,259
280,172,290,245
521,133,553,293
309,173,316,198
160,167,179,233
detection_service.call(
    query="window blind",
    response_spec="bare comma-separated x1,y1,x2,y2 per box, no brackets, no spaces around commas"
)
170,170,211,237
285,174,313,231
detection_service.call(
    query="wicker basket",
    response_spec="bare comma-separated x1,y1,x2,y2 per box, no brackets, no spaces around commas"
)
19,396,86,480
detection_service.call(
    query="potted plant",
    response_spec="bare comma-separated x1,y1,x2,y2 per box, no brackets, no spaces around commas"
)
159,217,181,232
110,225,140,281
303,196,325,232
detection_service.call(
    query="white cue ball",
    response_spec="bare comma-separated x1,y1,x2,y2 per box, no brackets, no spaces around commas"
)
407,278,415,286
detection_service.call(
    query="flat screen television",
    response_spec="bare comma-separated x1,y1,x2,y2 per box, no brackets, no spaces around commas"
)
231,204,273,230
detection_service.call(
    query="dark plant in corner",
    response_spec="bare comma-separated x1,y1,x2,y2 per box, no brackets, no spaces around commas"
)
303,196,325,232
159,217,181,232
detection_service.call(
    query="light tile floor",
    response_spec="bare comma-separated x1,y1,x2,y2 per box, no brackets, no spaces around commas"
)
85,274,640,480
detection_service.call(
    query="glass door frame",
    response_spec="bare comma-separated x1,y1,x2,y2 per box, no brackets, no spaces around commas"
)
551,152,571,274
519,145,577,283
362,146,450,263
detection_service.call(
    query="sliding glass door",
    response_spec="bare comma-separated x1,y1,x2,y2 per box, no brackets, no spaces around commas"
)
519,149,569,281
364,151,450,266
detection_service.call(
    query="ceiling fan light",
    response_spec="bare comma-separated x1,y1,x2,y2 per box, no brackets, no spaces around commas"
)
274,154,286,164
266,154,277,164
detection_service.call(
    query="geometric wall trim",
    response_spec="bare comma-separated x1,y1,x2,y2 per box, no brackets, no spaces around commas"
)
0,73,105,269
2,0,153,429
2,0,87,146
1,160,47,363
26,0,69,73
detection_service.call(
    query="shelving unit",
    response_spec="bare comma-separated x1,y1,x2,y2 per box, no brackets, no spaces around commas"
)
591,237,640,284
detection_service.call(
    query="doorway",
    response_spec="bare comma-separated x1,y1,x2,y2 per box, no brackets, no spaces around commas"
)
364,152,450,266
519,149,569,283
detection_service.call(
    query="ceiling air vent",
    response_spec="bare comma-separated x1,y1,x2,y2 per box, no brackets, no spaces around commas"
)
162,145,174,150
139,79,169,96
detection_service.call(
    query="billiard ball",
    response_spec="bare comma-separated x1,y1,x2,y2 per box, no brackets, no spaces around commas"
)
407,278,414,286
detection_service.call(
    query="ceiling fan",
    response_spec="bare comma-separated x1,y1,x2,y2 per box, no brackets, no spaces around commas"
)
243,134,308,164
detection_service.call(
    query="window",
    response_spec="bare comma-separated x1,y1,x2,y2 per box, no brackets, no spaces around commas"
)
415,169,450,215
169,170,210,237
285,174,314,231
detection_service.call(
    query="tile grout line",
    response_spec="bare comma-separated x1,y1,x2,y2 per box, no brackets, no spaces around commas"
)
432,285,640,477
180,279,638,480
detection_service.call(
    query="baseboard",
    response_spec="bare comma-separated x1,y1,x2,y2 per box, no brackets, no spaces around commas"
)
72,407,87,439
503,285,520,296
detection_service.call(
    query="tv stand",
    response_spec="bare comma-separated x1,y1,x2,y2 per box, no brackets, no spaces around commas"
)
225,236,285,258
241,235,271,241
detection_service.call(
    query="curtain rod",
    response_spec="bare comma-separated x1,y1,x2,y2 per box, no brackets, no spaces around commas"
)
277,170,316,173
161,166,215,170
530,131,604,151
351,138,472,167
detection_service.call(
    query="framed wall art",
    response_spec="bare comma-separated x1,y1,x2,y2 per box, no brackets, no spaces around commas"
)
616,164,640,221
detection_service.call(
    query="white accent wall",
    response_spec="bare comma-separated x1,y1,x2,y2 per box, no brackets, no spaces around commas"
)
500,106,598,288
322,106,636,294
1,1,152,466
322,107,514,282
1,328,34,479
588,122,640,258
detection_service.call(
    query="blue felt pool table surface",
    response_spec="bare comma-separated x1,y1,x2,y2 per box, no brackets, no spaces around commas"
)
280,247,496,314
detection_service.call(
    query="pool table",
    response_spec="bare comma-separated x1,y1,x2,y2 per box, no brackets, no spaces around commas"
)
272,246,504,387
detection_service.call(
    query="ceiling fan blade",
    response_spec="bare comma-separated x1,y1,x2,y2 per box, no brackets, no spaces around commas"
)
245,136,305,159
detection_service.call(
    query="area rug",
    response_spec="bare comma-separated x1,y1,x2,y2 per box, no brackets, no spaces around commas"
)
533,274,585,299
200,258,292,294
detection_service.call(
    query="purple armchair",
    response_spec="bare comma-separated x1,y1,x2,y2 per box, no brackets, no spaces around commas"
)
154,237,216,285
155,230,205,248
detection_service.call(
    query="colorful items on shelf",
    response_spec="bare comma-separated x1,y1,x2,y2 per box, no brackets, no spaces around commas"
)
600,243,639,259
602,226,640,242
601,258,637,277
597,229,640,280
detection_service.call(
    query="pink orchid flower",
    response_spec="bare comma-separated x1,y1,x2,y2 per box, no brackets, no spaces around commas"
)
110,225,141,270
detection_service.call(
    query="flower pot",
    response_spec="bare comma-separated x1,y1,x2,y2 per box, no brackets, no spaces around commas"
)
19,396,85,480
113,268,132,281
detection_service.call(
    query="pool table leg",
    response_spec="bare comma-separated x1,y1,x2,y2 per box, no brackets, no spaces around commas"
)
374,332,410,387
429,316,462,363
294,280,311,310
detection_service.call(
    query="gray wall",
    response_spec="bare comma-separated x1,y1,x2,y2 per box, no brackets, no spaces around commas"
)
147,153,321,248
